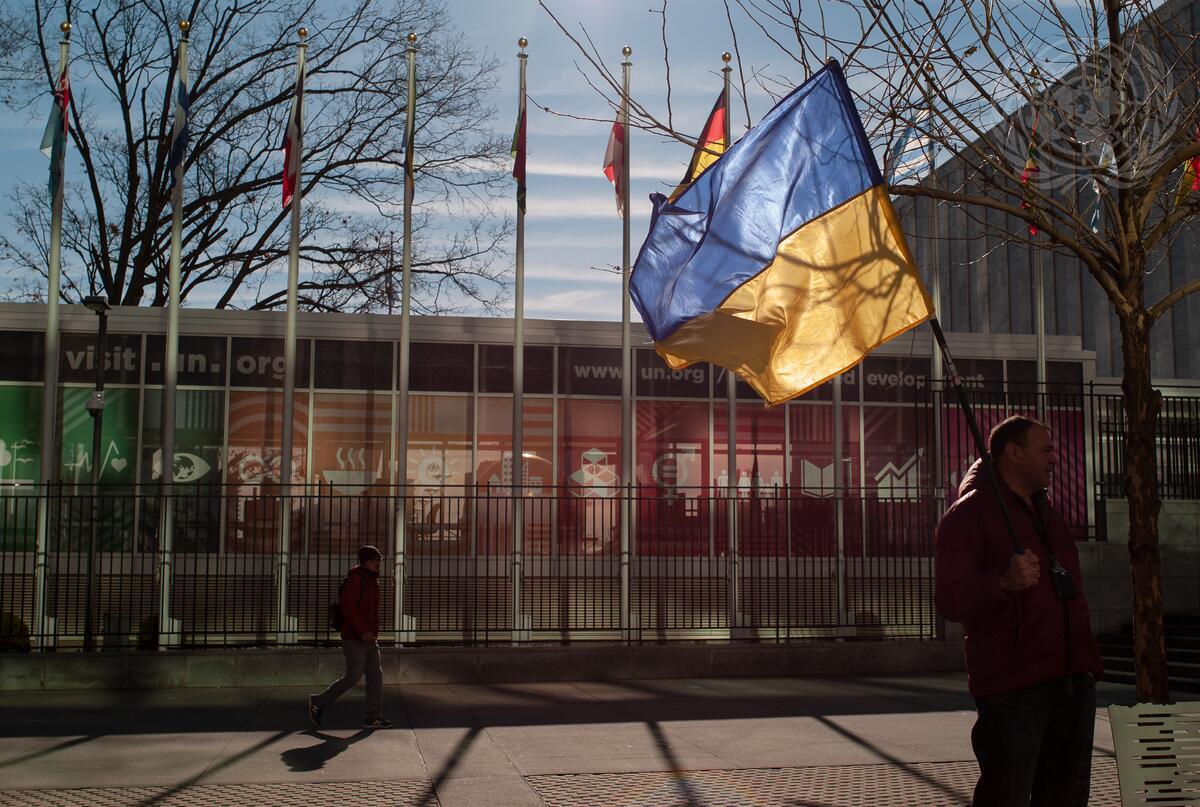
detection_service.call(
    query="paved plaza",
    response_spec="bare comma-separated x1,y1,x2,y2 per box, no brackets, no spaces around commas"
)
0,671,1132,806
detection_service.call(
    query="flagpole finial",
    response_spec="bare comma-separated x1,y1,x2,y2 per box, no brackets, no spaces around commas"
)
518,37,528,51
622,45,632,57
407,31,417,44
179,19,190,36
721,52,732,63
60,21,71,35
298,26,308,39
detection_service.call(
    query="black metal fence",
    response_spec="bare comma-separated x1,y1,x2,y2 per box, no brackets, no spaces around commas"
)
1,382,1197,651
0,483,937,649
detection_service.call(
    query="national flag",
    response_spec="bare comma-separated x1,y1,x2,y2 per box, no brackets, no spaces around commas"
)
1088,141,1114,233
630,61,932,407
887,109,934,186
602,119,624,218
1019,111,1040,237
511,100,526,213
1174,129,1200,208
281,67,305,208
669,91,726,202
39,64,70,198
165,77,190,193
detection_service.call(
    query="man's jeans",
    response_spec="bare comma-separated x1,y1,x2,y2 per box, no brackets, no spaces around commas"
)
971,674,1096,807
314,639,382,721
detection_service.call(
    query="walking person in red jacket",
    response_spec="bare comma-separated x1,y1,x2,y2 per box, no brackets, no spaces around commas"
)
308,545,393,729
936,415,1103,807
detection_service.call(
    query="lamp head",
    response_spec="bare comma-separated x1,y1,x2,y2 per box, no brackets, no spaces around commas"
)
83,295,110,314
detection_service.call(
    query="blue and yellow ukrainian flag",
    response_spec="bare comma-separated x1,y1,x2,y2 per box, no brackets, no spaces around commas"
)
630,61,932,406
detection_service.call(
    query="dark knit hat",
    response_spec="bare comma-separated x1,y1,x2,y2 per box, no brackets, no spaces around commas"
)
358,545,382,564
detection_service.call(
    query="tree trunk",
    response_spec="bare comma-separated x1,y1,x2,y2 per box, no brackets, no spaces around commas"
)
1117,309,1170,703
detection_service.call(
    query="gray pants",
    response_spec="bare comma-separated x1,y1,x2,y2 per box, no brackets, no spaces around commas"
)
314,639,382,720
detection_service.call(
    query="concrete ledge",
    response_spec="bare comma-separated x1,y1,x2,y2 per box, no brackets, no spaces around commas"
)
0,640,965,692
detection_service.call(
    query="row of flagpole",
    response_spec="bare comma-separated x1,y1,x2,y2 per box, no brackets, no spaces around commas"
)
31,21,1098,645
28,21,757,644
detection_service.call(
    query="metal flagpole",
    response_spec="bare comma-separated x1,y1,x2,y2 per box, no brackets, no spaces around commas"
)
511,37,528,643
619,45,633,643
34,21,71,650
929,195,945,514
277,26,307,645
158,20,190,649
393,31,417,645
720,52,741,633
1034,248,1046,419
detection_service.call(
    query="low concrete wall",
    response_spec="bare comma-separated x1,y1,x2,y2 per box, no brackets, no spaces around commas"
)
0,640,965,692
1080,536,1200,636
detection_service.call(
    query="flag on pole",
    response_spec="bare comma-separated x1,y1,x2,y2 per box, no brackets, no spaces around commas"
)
669,91,726,202
165,77,190,193
1174,129,1200,208
1088,141,1114,233
511,95,526,213
887,109,934,186
602,119,625,218
39,64,70,198
281,66,305,208
1020,111,1040,237
630,61,931,407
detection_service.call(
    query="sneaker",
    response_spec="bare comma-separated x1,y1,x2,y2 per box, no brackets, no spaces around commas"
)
308,695,323,728
363,718,395,729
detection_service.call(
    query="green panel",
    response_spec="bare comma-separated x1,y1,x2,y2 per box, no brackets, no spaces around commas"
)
59,387,140,484
139,389,225,552
0,386,43,549
57,386,141,550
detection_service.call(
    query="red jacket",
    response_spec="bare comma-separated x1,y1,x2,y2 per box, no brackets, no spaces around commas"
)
339,565,380,641
935,459,1103,697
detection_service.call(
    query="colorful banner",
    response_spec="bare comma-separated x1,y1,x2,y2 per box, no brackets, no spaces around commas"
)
0,386,43,549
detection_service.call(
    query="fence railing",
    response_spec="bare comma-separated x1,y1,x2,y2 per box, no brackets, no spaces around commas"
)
0,483,937,650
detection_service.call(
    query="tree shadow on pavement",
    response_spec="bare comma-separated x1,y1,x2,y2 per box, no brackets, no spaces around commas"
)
281,728,373,772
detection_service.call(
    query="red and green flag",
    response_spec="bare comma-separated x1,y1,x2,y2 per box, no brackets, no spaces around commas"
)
39,64,70,199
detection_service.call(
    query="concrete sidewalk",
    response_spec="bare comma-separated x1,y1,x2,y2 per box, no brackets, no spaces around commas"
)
0,672,1132,806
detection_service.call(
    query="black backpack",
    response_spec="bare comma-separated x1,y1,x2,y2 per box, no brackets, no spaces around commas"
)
327,572,366,631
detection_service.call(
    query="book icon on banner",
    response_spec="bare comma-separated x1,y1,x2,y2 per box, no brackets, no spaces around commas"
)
800,460,834,498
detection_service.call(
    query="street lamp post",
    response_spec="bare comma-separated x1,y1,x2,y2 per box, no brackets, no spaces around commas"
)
83,294,110,652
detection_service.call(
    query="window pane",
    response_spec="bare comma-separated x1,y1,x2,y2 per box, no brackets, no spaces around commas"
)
558,398,621,554
139,389,225,552
230,337,311,389
635,350,708,398
0,331,43,382
224,390,308,553
478,345,554,394
406,394,472,552
145,335,227,386
0,385,44,550
409,343,473,392
558,347,622,397
314,340,393,391
634,400,709,555
714,403,787,555
309,392,393,553
61,333,143,384
474,396,554,555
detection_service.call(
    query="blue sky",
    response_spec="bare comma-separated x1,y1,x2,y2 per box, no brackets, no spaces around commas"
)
0,0,811,322
453,0,795,322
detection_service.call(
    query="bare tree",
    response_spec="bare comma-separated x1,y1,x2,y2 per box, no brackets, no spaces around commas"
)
0,0,511,314
543,0,1200,702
